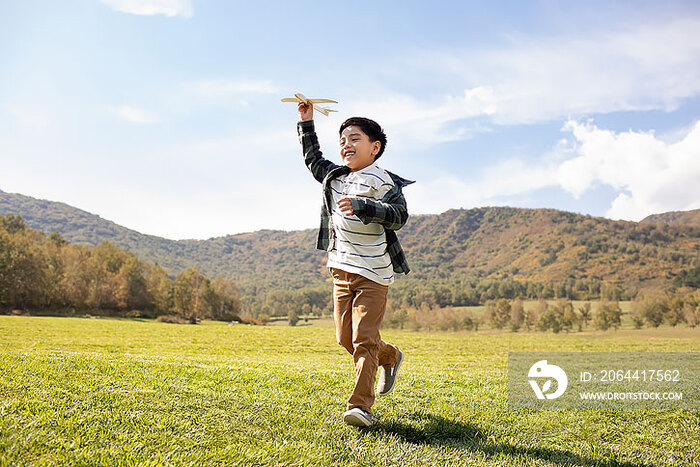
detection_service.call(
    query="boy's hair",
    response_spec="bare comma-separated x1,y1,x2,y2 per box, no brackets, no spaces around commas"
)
339,117,388,160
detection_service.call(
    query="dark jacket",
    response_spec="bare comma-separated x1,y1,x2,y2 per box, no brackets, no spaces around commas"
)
298,120,415,274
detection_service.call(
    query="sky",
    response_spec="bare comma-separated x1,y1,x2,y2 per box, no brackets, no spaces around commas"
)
1,1,699,240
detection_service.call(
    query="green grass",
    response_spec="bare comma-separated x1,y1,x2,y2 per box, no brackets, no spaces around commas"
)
1,316,698,466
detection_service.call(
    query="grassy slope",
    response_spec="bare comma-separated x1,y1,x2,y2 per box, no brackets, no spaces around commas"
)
1,316,698,466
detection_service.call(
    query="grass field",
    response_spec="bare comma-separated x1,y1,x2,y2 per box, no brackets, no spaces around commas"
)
1,316,698,466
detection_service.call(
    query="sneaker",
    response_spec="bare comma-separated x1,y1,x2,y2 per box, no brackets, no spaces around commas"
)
377,348,403,396
342,407,374,427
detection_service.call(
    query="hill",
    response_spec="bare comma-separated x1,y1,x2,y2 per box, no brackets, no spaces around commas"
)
641,208,700,226
1,190,698,299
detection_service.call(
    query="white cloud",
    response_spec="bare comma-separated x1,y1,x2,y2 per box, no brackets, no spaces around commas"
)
404,118,700,223
341,86,497,148
114,105,160,124
338,18,700,147
99,0,193,18
557,119,700,221
406,157,560,216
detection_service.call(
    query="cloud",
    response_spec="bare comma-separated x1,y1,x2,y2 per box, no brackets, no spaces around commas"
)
405,118,700,223
557,119,700,221
406,156,560,216
114,105,160,124
99,0,193,18
339,18,700,146
342,86,497,147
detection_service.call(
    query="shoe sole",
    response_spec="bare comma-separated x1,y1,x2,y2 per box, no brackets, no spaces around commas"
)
343,412,373,427
379,349,403,396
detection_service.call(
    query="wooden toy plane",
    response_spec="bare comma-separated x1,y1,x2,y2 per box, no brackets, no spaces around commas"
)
281,92,338,116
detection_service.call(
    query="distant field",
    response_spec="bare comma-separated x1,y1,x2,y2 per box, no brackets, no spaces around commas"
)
1,316,698,466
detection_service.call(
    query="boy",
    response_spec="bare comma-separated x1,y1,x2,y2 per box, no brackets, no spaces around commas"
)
296,101,415,427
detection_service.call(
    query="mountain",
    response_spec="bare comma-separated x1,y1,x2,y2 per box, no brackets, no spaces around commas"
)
641,209,700,227
1,190,698,295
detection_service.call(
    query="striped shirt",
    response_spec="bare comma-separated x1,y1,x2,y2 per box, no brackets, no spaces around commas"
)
326,162,396,285
297,119,415,280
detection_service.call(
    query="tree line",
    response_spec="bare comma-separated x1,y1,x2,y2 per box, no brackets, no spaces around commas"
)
0,214,240,322
384,292,700,333
3,212,698,328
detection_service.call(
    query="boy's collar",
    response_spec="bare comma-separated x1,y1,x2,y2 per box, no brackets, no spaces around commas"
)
351,159,379,173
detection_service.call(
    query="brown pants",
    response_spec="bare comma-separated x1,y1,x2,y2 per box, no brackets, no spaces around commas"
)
330,267,399,413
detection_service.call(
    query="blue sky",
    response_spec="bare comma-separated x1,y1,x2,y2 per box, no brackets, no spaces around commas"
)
1,1,698,240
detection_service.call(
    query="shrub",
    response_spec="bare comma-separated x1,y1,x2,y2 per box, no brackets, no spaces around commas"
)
156,315,188,324
288,308,300,326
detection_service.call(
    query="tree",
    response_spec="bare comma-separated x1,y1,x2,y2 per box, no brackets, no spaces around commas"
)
509,298,524,332
664,296,685,327
388,308,408,330
42,234,66,309
537,303,562,333
486,298,511,329
594,301,622,331
634,295,666,328
558,299,579,332
61,245,92,310
88,246,121,311
173,267,210,323
0,214,27,234
117,256,150,311
210,277,241,321
1,230,46,310
145,263,173,316
578,302,592,328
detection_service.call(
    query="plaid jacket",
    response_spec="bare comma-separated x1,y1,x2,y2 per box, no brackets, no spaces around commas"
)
298,120,415,275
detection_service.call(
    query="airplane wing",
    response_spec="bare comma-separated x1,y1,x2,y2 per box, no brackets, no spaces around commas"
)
280,97,338,104
315,106,337,116
281,92,338,116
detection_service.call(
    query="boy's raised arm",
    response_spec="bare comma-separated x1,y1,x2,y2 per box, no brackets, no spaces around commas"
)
297,101,340,183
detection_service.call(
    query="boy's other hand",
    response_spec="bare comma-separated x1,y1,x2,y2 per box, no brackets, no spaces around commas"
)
298,101,313,121
337,198,354,216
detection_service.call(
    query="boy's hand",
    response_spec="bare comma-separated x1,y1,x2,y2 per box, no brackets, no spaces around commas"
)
337,198,354,216
298,101,313,121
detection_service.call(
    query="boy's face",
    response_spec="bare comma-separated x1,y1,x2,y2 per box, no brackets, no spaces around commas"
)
339,126,381,172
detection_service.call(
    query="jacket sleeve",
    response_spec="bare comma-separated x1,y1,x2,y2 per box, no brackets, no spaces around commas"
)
298,120,341,183
349,190,409,231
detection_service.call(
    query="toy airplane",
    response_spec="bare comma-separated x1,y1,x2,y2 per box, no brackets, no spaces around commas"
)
281,93,338,116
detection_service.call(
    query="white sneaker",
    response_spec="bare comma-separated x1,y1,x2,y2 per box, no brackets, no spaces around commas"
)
342,407,374,427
